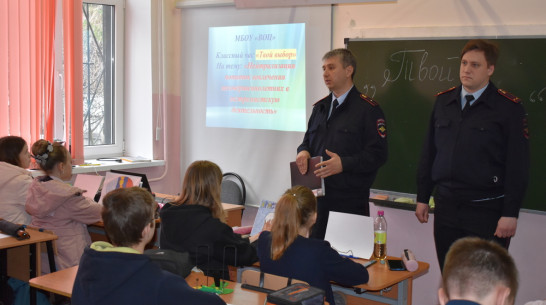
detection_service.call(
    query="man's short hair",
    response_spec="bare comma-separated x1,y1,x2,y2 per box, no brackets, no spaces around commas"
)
443,237,518,303
461,39,499,67
102,187,156,247
322,48,357,79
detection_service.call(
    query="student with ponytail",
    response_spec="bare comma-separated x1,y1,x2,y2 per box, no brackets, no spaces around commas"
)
25,140,102,272
257,186,369,305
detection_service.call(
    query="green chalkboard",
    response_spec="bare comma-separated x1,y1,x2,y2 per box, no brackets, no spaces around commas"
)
347,38,546,212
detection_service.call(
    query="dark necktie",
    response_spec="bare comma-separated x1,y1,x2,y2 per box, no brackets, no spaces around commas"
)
328,99,339,121
463,94,474,112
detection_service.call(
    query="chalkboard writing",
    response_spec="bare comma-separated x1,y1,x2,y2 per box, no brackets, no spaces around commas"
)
347,38,546,212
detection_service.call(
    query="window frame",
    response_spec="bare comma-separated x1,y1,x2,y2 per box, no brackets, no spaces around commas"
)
82,0,125,159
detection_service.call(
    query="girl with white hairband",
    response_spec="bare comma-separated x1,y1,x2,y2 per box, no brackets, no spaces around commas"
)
25,139,102,273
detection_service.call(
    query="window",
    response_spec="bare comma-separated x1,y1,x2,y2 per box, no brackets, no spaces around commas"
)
81,0,124,158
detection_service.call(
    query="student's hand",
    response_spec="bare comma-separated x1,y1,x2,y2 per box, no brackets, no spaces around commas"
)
296,150,311,175
315,150,343,178
248,234,259,243
415,202,429,223
495,217,517,238
262,219,273,232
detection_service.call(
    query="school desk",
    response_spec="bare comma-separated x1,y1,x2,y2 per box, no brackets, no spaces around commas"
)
334,256,429,305
29,266,270,305
237,256,428,305
154,192,245,227
0,227,57,305
88,197,245,244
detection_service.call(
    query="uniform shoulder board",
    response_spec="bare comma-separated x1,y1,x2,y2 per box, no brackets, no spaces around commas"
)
360,93,378,106
435,87,456,96
313,95,329,106
498,89,521,104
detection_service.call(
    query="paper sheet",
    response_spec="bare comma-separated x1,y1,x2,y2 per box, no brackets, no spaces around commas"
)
324,211,374,259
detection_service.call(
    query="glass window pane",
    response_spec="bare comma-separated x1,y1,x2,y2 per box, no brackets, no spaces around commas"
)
83,3,115,146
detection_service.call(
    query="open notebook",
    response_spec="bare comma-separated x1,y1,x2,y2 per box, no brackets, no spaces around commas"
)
324,212,374,259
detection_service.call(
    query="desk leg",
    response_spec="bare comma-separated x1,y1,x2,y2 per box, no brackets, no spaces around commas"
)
397,279,409,305
30,244,37,305
46,241,57,273
1,250,9,304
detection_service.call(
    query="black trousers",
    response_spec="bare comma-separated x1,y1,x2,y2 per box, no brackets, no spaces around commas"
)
433,192,510,271
310,193,370,240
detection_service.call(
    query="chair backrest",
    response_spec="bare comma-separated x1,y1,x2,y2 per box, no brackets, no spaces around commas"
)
221,172,246,205
241,269,307,291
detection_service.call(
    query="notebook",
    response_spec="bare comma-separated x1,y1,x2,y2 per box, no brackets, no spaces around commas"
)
73,174,104,200
324,211,374,259
290,156,325,197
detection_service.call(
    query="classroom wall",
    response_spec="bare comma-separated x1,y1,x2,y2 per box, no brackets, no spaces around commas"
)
176,4,332,203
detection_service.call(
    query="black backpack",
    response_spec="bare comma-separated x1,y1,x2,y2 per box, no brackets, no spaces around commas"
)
144,248,194,278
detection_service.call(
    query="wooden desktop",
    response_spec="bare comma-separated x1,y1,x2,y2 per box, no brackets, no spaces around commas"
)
29,266,268,305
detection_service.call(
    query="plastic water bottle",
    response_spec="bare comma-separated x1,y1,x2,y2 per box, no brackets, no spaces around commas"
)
373,210,387,262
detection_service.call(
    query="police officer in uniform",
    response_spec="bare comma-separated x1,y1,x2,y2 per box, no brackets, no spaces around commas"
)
297,48,388,240
416,39,530,271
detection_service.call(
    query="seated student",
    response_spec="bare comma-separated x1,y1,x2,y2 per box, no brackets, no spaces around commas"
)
25,140,102,272
257,185,369,305
439,237,518,305
0,136,33,225
72,187,225,305
160,160,258,280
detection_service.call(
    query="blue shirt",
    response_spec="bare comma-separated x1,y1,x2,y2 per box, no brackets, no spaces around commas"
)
328,86,353,118
461,84,488,109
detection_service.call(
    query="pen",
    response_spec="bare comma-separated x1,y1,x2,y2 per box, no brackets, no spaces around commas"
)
79,163,101,167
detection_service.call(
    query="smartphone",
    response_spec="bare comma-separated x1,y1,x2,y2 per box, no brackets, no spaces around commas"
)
387,259,406,271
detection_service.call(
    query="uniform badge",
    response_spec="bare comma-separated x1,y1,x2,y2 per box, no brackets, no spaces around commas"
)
361,94,378,106
376,119,387,138
435,87,456,96
498,89,521,104
523,117,529,139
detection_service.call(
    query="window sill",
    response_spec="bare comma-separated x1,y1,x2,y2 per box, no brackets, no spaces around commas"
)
29,159,166,177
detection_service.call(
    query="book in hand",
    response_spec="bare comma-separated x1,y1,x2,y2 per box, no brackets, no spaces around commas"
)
250,200,276,236
267,283,325,305
290,156,325,197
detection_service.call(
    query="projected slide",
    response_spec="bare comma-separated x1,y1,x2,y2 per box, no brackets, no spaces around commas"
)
206,23,306,132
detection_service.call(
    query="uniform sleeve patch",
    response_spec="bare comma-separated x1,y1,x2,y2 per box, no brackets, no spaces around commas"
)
435,87,456,96
361,93,378,106
376,118,387,138
498,89,521,104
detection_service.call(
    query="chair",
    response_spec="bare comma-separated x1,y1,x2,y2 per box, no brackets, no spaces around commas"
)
240,269,307,291
221,172,246,205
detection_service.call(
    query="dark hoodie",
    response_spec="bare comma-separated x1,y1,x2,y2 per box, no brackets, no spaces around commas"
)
72,242,225,305
160,204,258,279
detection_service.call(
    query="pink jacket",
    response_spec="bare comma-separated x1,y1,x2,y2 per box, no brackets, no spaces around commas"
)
25,177,102,272
0,162,33,224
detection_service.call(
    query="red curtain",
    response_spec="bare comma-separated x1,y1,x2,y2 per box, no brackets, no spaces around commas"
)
0,0,83,163
63,0,84,164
